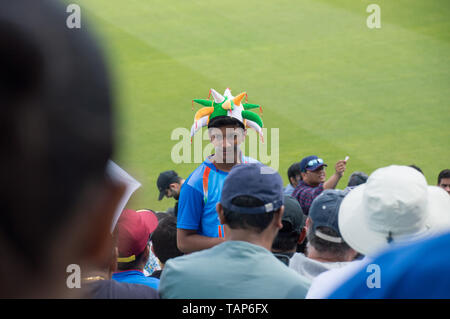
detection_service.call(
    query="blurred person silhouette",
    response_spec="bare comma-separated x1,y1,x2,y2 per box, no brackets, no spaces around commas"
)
0,0,127,298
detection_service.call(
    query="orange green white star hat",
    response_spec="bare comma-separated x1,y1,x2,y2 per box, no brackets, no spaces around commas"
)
190,88,264,141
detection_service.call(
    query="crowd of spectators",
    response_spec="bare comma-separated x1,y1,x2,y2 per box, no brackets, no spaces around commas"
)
2,0,449,299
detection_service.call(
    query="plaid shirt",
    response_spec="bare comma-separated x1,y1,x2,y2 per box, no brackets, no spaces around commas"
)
292,181,324,215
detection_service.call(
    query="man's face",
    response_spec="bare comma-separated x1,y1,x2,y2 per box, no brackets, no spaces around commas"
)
165,183,181,200
209,125,246,163
302,166,326,186
439,178,450,195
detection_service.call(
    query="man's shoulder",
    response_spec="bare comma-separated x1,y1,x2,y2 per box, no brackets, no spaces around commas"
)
258,250,311,286
293,181,324,196
306,258,369,298
85,279,159,299
161,247,217,279
297,180,316,189
185,161,210,186
269,258,312,297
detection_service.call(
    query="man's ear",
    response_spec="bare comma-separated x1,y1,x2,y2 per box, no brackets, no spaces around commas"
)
300,171,307,181
216,203,226,225
305,217,311,230
298,226,307,245
274,205,284,230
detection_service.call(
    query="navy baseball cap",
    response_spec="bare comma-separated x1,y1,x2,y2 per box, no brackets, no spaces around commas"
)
300,155,327,172
221,163,284,214
309,189,346,243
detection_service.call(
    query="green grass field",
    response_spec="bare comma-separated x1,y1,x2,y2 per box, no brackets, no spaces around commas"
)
75,0,450,211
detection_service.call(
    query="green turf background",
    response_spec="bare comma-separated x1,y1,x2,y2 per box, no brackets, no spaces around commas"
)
73,0,449,211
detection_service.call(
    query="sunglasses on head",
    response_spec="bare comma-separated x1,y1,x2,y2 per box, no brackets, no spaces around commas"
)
307,158,324,168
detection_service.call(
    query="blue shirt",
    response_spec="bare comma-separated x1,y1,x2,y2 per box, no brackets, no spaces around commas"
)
177,155,257,238
112,270,160,290
283,183,295,196
328,231,450,299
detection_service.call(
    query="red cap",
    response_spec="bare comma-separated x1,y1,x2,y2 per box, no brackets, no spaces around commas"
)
116,209,158,262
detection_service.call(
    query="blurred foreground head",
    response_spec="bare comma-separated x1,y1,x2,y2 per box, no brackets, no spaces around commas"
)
0,0,123,297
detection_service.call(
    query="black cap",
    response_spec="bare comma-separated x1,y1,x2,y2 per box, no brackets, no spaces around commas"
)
157,170,179,200
281,195,306,234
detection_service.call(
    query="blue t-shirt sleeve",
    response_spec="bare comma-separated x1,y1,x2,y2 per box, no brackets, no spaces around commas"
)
177,182,204,231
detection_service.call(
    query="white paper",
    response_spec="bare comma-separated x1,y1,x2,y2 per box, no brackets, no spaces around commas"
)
106,160,142,232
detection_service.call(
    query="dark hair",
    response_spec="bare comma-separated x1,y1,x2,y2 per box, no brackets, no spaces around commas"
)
207,116,245,130
151,215,183,264
347,172,368,187
154,211,169,222
287,162,302,185
117,250,147,271
307,226,353,260
0,0,113,270
438,169,450,185
272,221,300,251
409,165,423,175
173,176,183,184
222,196,276,233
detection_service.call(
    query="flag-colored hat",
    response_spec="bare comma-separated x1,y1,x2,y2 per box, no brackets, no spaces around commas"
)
190,88,264,141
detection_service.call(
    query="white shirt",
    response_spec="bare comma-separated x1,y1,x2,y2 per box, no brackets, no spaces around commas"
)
289,253,352,281
306,256,372,299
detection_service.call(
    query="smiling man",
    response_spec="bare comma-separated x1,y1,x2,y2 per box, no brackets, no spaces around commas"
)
176,88,263,253
292,155,347,215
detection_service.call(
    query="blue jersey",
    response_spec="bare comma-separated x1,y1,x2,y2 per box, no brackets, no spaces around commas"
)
328,231,450,299
177,155,257,238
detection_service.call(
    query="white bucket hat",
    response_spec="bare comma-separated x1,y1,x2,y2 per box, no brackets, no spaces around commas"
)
338,165,450,257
